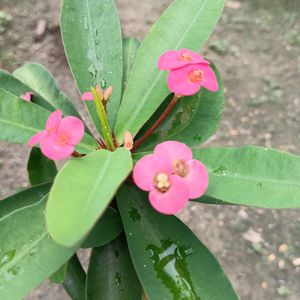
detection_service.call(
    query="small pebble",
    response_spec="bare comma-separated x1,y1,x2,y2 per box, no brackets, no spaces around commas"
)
278,260,285,269
268,254,276,262
278,244,288,253
292,257,300,266
261,282,268,289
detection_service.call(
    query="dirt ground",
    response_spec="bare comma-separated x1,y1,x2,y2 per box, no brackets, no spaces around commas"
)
0,0,300,299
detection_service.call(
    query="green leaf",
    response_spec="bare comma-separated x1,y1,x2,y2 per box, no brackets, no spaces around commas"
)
193,146,300,208
50,262,69,284
61,0,123,132
0,198,77,299
13,63,81,118
136,63,224,150
46,149,132,247
0,69,54,111
0,89,98,154
115,0,225,142
27,148,57,186
86,234,142,300
122,37,141,93
0,183,51,219
81,207,123,249
117,184,238,300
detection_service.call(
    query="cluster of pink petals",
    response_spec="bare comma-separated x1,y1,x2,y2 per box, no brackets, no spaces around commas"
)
133,141,209,215
158,48,218,96
81,92,94,101
28,110,84,160
21,92,34,102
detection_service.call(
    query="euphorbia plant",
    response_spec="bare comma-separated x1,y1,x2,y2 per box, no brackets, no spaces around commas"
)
0,0,299,299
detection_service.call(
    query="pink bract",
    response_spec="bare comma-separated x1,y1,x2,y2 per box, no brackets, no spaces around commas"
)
167,63,219,96
158,49,209,70
21,92,34,102
28,110,84,160
81,92,94,101
133,141,209,215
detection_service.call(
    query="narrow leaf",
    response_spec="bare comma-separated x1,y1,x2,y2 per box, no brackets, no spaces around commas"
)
50,262,68,284
194,146,300,208
46,149,132,247
117,184,238,300
86,234,142,300
115,0,225,142
61,0,123,131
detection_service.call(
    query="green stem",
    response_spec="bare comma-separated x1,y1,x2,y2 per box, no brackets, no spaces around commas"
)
91,88,115,151
63,254,86,300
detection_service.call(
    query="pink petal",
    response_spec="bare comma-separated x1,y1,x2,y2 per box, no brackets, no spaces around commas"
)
40,135,74,160
133,154,173,192
154,141,192,163
46,110,62,132
178,49,210,65
200,64,219,92
184,160,209,199
21,92,34,102
57,116,85,145
81,92,94,101
149,175,189,215
157,50,180,70
167,67,201,96
28,130,48,147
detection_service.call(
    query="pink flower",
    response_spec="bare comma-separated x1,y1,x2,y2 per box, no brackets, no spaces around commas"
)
28,110,84,160
133,141,209,215
81,92,94,101
21,92,34,102
167,63,219,96
158,49,209,70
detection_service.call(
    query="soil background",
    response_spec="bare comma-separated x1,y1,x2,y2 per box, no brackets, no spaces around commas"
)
0,0,300,299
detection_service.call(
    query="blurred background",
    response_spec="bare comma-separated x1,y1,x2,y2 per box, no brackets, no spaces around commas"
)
0,0,300,299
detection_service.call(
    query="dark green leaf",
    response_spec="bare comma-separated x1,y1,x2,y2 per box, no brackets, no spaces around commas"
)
46,149,132,247
81,207,123,248
117,184,238,300
115,0,225,143
86,234,142,300
137,63,224,150
193,146,300,208
61,0,123,132
27,148,57,186
0,198,77,299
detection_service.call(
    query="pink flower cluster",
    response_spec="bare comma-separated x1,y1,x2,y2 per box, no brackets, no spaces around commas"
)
28,110,84,160
158,48,218,96
133,141,209,215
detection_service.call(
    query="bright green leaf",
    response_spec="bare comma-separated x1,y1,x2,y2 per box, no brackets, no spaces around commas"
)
13,63,81,118
193,146,300,208
81,207,123,249
117,184,238,300
86,234,142,300
27,148,57,186
61,0,123,132
50,262,69,284
46,149,132,247
0,183,51,219
0,89,98,154
0,198,77,299
115,0,225,142
136,63,224,150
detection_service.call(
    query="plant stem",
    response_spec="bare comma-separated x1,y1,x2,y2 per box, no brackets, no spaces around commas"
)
132,94,181,151
91,87,115,151
63,254,86,300
72,151,83,158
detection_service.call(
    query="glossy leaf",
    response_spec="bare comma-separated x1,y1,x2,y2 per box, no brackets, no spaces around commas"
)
81,207,123,248
0,69,54,111
193,146,300,208
117,184,238,300
136,63,224,150
13,63,81,118
27,148,57,186
61,0,123,131
0,198,77,299
122,37,140,93
46,148,132,247
0,89,98,154
86,234,142,300
115,0,225,142
0,183,51,219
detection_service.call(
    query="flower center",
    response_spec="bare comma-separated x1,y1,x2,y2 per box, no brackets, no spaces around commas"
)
188,70,204,83
173,159,189,177
179,52,193,62
154,173,171,193
56,132,70,147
